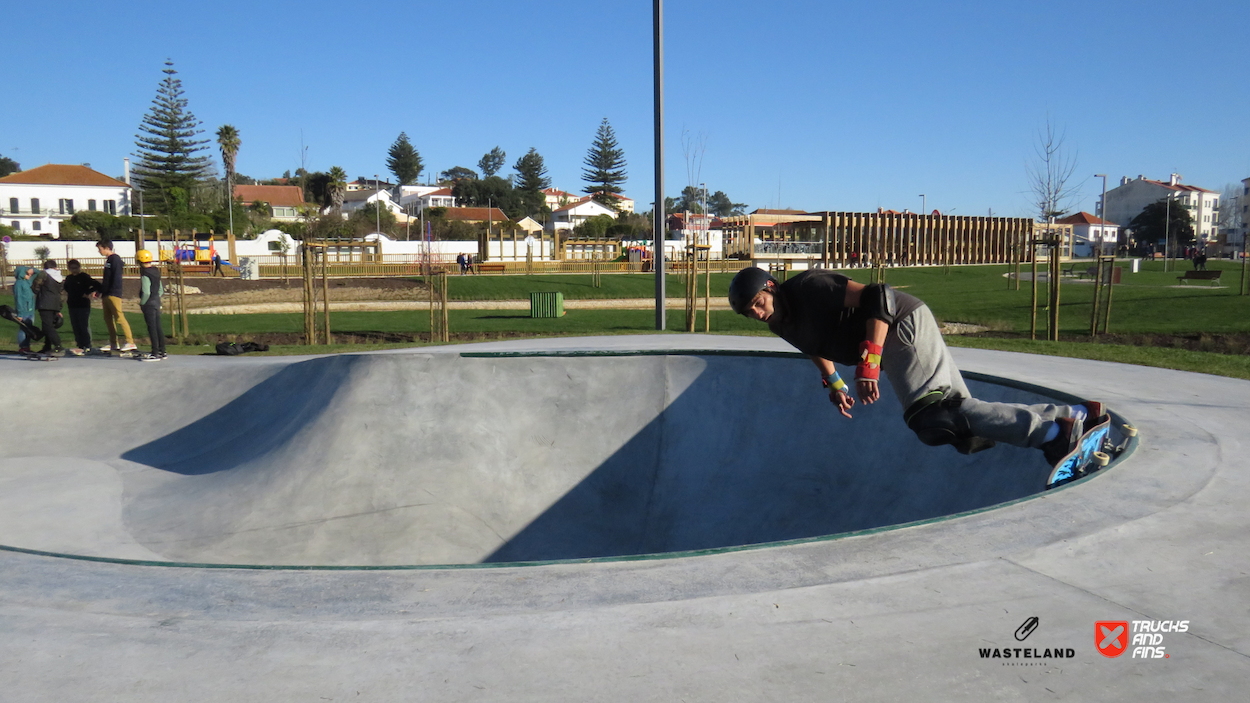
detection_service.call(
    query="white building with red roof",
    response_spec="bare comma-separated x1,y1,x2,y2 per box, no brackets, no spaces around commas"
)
232,185,307,221
1055,212,1120,257
1103,174,1220,244
0,164,131,237
542,187,580,211
547,197,617,233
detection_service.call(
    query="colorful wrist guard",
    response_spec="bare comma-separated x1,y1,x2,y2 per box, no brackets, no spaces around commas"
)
856,341,883,381
823,372,847,393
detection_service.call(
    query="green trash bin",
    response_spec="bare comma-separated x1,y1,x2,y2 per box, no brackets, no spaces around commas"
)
530,291,565,318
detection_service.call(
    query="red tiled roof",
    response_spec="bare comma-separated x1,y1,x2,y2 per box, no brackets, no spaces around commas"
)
427,188,453,196
1139,178,1217,194
441,207,508,222
233,185,306,208
0,164,128,187
1056,212,1117,226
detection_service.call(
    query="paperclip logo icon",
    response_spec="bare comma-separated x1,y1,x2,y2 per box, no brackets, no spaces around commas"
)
1096,621,1129,658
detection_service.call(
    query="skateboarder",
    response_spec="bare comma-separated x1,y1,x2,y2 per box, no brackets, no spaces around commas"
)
94,239,137,353
30,260,66,356
728,267,1103,465
136,250,166,359
10,265,37,353
63,259,101,354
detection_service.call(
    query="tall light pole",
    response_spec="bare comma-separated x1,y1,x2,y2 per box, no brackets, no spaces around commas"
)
652,0,666,330
374,174,381,235
1094,174,1108,258
920,194,926,214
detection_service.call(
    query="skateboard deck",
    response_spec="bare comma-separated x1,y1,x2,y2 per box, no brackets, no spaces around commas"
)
19,351,58,362
1,305,44,341
1047,416,1112,489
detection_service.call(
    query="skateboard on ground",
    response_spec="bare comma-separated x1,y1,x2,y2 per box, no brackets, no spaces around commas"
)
1046,415,1136,489
19,350,59,362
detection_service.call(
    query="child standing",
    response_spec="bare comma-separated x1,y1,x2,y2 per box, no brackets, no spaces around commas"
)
136,249,165,359
31,260,65,356
94,238,136,353
11,265,36,353
63,259,101,354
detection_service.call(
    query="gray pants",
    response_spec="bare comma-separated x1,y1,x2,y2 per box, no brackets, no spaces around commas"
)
881,305,1069,448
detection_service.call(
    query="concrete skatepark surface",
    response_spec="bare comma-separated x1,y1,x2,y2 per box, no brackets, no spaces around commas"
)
1,335,1247,701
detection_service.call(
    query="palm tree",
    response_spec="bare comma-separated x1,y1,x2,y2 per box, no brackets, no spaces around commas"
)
327,166,347,213
216,125,241,238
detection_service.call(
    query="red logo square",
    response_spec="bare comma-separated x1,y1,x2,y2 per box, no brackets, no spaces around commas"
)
1096,621,1129,658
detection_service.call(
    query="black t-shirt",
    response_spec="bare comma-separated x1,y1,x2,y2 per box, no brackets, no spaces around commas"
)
768,269,922,365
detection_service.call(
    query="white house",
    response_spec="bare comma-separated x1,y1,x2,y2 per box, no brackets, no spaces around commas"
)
232,184,307,222
547,197,617,233
542,187,580,211
1103,174,1220,244
398,187,456,212
0,164,132,237
1056,212,1120,257
340,189,404,217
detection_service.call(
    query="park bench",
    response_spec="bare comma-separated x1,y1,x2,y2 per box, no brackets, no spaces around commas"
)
476,263,507,274
1076,266,1099,280
1177,270,1222,286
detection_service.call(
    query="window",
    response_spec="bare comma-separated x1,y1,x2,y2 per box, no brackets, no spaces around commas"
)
30,198,39,214
59,198,74,215
104,200,116,215
88,199,97,211
32,221,41,231
7,198,16,214
9,221,17,229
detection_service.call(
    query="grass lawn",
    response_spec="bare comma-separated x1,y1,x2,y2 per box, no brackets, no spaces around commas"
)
5,260,1250,379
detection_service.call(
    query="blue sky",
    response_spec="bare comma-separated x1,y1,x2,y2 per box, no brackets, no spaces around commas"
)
4,0,1248,218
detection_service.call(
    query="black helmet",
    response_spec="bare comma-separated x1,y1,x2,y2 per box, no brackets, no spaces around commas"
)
728,267,777,314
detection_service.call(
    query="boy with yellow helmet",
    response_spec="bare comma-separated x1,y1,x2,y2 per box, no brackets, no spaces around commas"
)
136,248,165,360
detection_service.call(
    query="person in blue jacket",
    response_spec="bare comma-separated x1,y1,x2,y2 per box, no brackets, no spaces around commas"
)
11,265,37,353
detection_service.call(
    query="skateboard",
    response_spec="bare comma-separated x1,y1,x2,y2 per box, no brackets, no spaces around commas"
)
0,304,44,342
1046,415,1136,489
19,350,58,362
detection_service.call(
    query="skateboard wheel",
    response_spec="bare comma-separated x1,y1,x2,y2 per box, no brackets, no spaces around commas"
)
1093,452,1110,467
1122,424,1137,437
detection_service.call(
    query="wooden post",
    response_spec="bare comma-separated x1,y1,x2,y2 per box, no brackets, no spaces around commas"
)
1030,238,1038,340
321,241,331,345
1090,253,1104,337
1101,257,1115,334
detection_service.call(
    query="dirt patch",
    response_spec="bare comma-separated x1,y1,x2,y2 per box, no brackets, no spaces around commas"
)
963,331,1250,355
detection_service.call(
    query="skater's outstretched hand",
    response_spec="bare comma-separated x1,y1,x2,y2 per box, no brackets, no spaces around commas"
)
829,388,856,419
857,379,880,405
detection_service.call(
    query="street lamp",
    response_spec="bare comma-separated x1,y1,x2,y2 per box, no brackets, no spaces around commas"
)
920,194,926,214
1094,174,1108,258
374,174,381,235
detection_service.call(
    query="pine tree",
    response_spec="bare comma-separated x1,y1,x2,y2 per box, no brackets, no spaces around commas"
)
513,148,552,217
387,132,423,186
478,146,506,177
581,118,627,210
133,60,213,205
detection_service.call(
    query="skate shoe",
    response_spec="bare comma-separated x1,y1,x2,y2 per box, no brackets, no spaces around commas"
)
120,343,138,352
1041,416,1084,465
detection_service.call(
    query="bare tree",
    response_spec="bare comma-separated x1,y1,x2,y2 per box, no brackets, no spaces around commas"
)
1026,117,1081,222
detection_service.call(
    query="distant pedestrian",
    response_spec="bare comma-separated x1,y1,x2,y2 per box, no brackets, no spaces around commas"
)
136,250,165,359
94,239,137,353
10,265,36,353
31,260,65,356
1193,250,1207,271
466,253,477,275
63,259,100,354
212,253,225,277
457,253,468,275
